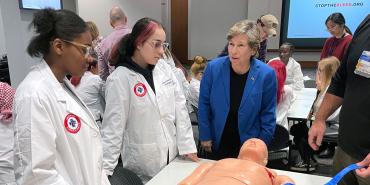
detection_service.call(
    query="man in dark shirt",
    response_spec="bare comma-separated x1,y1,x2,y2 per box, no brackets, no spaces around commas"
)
308,14,370,185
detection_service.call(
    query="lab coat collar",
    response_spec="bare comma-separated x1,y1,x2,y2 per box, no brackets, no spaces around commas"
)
38,60,100,131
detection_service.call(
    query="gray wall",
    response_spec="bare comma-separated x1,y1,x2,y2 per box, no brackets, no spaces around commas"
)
0,10,6,55
76,0,164,38
0,0,77,87
189,0,248,60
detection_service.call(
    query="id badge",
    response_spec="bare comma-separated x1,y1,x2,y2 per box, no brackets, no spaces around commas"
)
354,51,370,78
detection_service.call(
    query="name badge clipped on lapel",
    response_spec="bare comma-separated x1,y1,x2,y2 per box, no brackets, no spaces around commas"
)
64,113,81,134
354,51,370,78
134,82,147,97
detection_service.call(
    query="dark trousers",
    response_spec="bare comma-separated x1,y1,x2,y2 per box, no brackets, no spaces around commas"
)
290,121,314,163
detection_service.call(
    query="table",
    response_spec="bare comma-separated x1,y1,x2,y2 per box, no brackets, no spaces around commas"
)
146,158,332,185
287,88,317,121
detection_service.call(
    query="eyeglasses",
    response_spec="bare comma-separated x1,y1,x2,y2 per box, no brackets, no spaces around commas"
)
326,24,338,32
147,40,169,50
62,39,92,57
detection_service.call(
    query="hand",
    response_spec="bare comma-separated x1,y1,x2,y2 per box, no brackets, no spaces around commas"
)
356,153,370,178
308,119,326,151
182,153,200,162
201,140,212,153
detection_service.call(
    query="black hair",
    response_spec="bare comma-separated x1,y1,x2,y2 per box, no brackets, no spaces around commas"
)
325,12,352,35
281,42,295,53
115,17,163,66
27,8,87,58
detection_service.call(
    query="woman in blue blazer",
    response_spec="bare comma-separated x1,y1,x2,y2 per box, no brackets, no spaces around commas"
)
198,20,277,159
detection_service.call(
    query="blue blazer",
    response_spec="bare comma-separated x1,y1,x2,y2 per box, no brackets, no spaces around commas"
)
198,56,277,150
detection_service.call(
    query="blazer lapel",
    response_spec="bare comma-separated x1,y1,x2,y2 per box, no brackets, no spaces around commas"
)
240,59,260,108
222,59,230,107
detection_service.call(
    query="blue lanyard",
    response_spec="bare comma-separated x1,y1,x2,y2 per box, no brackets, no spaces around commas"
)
325,164,365,185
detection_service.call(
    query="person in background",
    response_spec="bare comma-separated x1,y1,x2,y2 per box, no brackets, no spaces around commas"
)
268,60,294,130
86,21,103,49
71,52,105,128
198,20,277,160
320,12,352,61
218,14,279,63
101,17,198,183
97,6,131,81
188,55,207,109
0,82,16,185
13,8,110,185
290,57,341,172
269,42,304,91
160,47,190,100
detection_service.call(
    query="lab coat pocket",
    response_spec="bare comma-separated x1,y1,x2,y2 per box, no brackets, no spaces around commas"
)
126,143,160,178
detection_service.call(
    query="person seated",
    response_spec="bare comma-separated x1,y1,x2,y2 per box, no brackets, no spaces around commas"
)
179,138,295,185
268,60,295,130
289,56,341,171
312,56,341,159
188,55,207,110
269,43,304,91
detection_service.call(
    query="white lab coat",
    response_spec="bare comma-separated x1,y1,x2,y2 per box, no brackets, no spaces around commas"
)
160,58,190,100
101,61,197,182
269,57,304,90
74,71,105,128
276,85,295,130
13,60,110,185
0,120,15,184
188,78,200,109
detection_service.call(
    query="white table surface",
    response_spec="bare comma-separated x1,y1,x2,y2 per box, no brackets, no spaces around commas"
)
287,88,317,120
146,158,332,185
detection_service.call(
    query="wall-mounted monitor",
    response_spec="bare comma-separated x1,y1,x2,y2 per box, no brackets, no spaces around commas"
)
19,0,63,10
280,0,369,49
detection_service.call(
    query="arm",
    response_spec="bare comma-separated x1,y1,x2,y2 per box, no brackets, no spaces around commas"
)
309,46,348,150
293,62,304,90
356,153,370,178
101,75,129,175
172,71,197,156
276,86,294,128
198,64,213,142
320,39,329,60
258,70,277,145
178,163,214,185
13,95,70,185
97,46,109,81
308,94,342,150
98,77,106,111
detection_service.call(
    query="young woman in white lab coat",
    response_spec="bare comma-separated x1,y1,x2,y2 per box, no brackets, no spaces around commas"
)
101,17,198,182
188,55,207,109
71,53,105,128
268,60,294,130
13,9,110,185
269,43,304,91
0,82,16,185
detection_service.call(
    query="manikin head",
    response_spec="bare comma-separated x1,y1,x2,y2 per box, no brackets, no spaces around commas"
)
238,138,268,166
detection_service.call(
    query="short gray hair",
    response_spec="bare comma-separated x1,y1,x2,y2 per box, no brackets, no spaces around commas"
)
109,6,126,23
227,20,261,50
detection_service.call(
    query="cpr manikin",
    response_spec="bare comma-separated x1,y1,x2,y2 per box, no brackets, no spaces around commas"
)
179,138,295,185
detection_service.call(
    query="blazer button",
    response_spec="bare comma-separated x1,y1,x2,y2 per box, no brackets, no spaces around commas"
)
93,132,98,137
